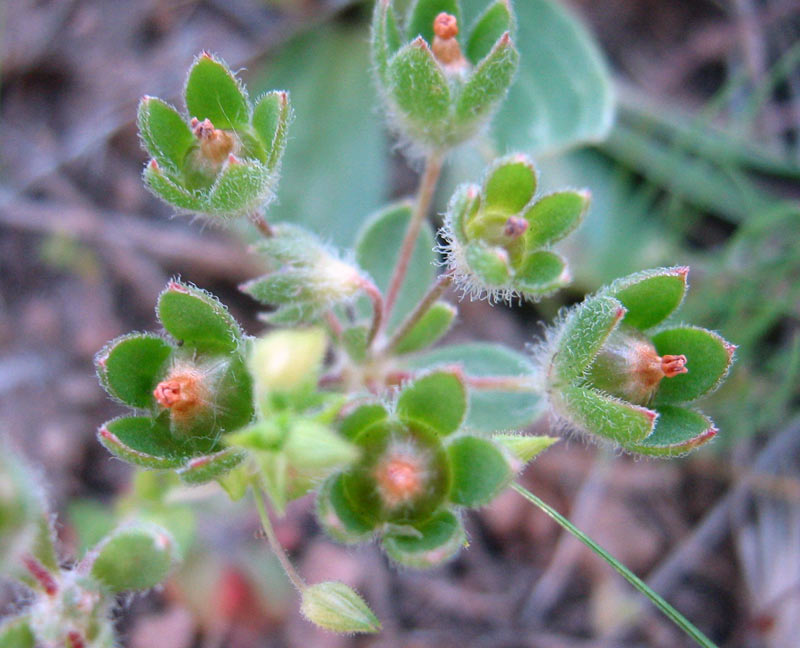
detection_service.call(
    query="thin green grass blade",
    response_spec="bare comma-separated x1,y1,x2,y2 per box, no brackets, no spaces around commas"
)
511,482,718,648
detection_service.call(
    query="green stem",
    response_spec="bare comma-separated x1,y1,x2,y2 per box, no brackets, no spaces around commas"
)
383,272,453,354
252,485,306,592
511,482,718,648
382,152,444,327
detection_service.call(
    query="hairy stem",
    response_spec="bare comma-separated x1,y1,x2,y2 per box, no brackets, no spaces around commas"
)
359,277,385,347
250,212,274,238
382,153,444,326
252,485,305,592
465,375,537,392
511,482,718,648
383,272,453,354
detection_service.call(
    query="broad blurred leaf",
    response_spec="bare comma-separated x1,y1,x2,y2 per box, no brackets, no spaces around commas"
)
461,0,614,154
254,26,388,246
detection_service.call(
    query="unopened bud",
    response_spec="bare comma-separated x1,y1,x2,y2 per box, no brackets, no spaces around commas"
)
300,581,380,634
153,364,211,423
432,13,467,72
503,215,528,239
191,117,237,165
587,327,689,405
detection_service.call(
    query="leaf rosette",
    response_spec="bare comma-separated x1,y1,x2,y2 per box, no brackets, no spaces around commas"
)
138,53,291,219
539,267,736,456
316,371,553,567
95,280,254,482
440,153,589,302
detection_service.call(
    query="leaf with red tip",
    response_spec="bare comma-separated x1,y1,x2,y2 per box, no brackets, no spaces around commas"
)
95,333,171,408
653,326,735,404
606,267,689,330
137,97,195,173
482,154,537,214
176,447,246,484
184,53,250,129
157,281,242,352
252,91,291,172
98,417,184,469
466,0,513,65
625,405,717,457
143,163,206,212
552,295,625,385
454,32,519,128
558,386,657,444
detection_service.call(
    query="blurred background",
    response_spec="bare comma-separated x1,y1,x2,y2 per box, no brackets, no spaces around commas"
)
1,0,799,646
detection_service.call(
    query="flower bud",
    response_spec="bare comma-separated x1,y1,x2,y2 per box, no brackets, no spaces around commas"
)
372,0,518,153
249,328,327,398
300,581,380,634
440,154,588,302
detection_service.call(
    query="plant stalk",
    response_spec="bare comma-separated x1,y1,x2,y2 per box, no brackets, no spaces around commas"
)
252,485,305,592
359,277,385,347
383,272,454,354
250,212,274,238
511,482,718,648
382,152,444,326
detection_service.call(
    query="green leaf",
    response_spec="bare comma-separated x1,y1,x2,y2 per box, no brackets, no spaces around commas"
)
492,433,559,464
389,38,451,139
483,154,537,214
301,581,381,635
490,0,615,155
516,250,568,295
137,97,195,173
465,241,511,285
91,523,177,592
342,326,369,363
184,53,250,129
466,1,513,64
558,386,656,445
157,281,241,351
284,420,359,474
406,343,540,431
447,436,513,506
372,0,403,84
525,190,590,248
176,448,246,484
382,509,465,568
356,202,436,331
241,270,316,305
67,499,116,554
625,406,717,457
256,26,388,246
0,616,34,648
95,333,171,408
340,404,390,440
317,474,376,544
551,295,625,385
606,267,689,330
210,354,255,432
652,327,735,404
207,158,271,216
258,452,289,515
252,91,291,171
98,417,184,469
397,371,467,436
406,0,461,43
394,302,456,354
143,162,206,212
454,33,518,128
